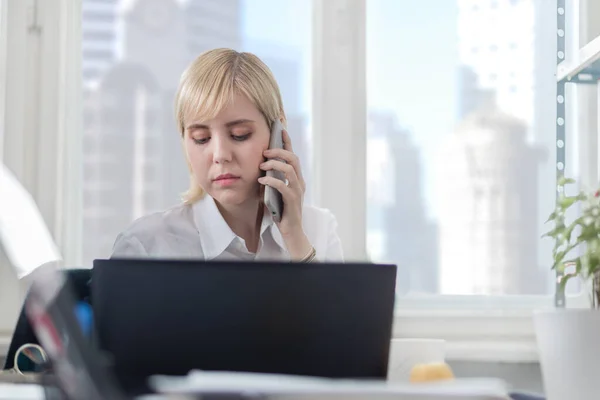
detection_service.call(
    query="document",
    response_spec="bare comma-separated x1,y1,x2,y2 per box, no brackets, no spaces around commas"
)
149,370,511,400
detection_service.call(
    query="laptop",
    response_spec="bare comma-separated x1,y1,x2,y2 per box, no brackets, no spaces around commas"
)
91,259,397,394
22,261,515,400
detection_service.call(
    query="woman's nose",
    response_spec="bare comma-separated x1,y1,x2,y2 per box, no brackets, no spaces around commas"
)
212,137,233,164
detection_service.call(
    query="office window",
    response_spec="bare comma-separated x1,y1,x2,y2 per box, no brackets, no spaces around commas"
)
366,0,570,295
80,0,312,266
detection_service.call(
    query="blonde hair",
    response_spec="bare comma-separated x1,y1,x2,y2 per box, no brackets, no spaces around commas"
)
174,48,287,204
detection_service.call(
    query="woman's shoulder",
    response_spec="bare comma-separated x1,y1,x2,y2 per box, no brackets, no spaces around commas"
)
112,203,196,257
121,203,193,236
301,204,343,261
301,204,339,230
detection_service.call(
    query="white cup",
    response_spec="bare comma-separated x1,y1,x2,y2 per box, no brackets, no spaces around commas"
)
387,338,446,382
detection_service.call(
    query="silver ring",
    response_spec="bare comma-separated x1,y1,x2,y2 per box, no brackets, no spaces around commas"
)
12,343,48,374
285,179,290,187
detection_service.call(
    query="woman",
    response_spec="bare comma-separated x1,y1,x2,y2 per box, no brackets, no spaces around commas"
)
111,48,343,262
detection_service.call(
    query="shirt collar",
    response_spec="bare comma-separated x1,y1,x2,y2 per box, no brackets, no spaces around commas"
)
192,195,287,259
259,209,287,251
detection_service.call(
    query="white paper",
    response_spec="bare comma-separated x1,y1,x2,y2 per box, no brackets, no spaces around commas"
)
149,370,511,400
0,163,62,278
0,384,45,400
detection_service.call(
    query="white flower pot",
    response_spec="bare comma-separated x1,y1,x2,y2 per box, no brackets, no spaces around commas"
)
534,309,600,400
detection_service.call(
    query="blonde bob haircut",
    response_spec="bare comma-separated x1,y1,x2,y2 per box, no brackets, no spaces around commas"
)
174,48,287,204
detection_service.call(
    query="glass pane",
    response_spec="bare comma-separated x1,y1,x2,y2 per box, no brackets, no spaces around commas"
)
366,0,579,295
81,0,312,265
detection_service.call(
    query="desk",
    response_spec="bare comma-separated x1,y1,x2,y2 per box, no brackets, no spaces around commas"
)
0,371,41,384
0,372,57,399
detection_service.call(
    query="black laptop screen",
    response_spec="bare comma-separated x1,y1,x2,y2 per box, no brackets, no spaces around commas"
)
91,259,396,393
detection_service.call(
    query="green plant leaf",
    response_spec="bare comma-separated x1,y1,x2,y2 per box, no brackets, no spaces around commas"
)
557,177,576,186
585,241,600,276
578,224,599,242
588,258,600,277
558,272,577,294
558,195,581,209
553,252,566,268
555,258,581,274
545,210,558,223
564,216,586,242
553,246,577,269
543,223,566,239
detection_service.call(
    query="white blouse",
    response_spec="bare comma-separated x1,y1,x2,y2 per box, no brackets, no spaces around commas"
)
111,194,344,262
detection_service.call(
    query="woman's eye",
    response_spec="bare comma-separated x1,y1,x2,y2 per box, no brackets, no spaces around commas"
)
192,137,210,145
232,133,251,142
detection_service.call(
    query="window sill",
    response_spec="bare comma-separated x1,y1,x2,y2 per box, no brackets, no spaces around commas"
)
392,307,539,363
391,291,591,363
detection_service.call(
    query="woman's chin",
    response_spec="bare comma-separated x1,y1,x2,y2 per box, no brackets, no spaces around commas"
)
209,188,252,207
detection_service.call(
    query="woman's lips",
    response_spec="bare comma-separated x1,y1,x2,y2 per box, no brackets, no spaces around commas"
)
213,174,240,186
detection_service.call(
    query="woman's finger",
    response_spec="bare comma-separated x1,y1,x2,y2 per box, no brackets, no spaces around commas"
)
263,147,305,190
260,160,300,188
258,175,295,199
263,148,297,164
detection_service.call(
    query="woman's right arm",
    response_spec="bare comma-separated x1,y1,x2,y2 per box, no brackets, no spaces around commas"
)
111,233,149,258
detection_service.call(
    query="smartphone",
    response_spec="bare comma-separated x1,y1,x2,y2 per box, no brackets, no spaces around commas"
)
263,120,286,222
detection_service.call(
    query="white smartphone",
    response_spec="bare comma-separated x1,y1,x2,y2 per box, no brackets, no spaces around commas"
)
263,120,286,222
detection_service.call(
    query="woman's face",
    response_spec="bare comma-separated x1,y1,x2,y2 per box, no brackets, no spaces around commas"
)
183,93,271,206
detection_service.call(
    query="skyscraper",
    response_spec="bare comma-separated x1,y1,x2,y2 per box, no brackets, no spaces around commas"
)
452,0,553,294
368,113,438,294
81,0,243,264
81,0,119,84
437,107,546,294
457,0,536,126
186,0,242,55
82,65,166,261
457,65,496,121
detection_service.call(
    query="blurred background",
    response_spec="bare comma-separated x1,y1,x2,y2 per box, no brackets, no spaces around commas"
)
76,0,574,295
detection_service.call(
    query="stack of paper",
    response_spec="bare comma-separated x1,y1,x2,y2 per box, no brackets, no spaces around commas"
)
147,370,511,400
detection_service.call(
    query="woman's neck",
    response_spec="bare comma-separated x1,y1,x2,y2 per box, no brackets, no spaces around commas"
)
215,198,263,253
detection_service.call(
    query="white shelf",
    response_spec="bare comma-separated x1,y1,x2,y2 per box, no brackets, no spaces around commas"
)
557,33,600,82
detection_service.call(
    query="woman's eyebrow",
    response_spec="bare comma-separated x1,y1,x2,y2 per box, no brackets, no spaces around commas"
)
185,119,255,130
225,119,255,128
185,123,209,130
